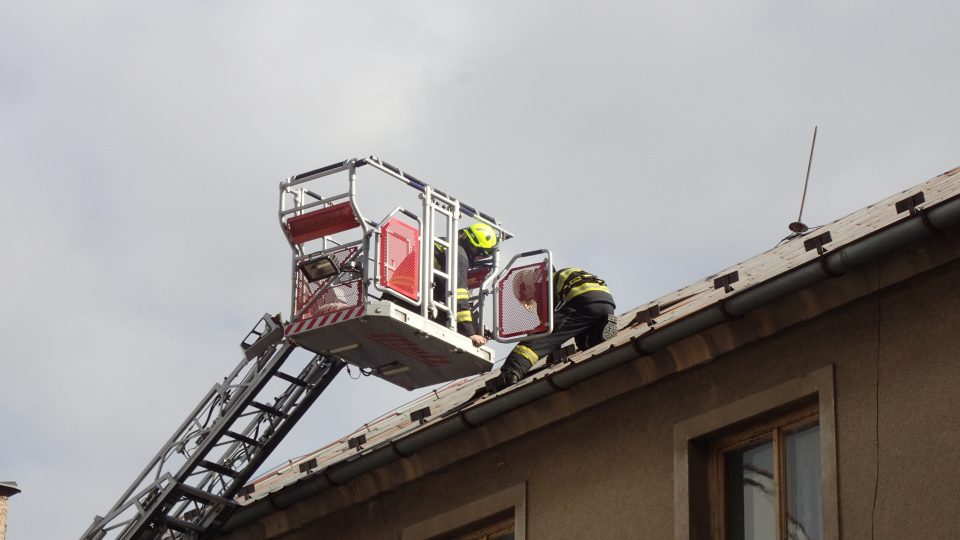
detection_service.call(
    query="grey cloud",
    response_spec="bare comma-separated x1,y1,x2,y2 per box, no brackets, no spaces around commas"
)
3,1,960,537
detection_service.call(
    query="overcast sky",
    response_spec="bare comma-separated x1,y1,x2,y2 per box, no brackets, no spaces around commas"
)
3,1,959,538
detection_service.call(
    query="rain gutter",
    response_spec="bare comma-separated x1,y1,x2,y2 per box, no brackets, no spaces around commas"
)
222,193,960,533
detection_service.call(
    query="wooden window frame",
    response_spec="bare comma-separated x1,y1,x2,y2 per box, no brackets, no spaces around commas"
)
445,513,515,540
708,402,819,539
401,483,526,540
673,366,839,540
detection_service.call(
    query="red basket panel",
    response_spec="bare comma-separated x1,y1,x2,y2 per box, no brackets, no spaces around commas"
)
467,266,493,290
380,218,420,302
295,246,363,319
497,261,550,339
287,202,360,244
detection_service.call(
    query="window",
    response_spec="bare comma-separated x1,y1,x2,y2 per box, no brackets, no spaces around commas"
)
710,403,822,540
402,483,525,540
441,513,514,540
673,366,838,540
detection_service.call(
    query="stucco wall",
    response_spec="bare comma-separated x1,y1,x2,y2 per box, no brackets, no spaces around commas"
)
226,255,960,539
1,496,9,540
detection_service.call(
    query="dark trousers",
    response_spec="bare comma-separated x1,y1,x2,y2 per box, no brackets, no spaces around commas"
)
500,292,615,382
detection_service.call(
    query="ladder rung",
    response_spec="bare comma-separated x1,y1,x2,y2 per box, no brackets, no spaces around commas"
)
274,371,309,387
199,460,239,478
250,401,288,418
174,483,236,507
160,514,204,533
225,430,262,447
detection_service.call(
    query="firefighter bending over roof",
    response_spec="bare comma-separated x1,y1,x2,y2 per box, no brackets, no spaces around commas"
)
485,267,617,393
435,222,499,347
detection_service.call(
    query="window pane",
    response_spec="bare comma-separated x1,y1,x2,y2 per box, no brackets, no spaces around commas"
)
725,440,776,540
448,517,514,540
785,424,822,540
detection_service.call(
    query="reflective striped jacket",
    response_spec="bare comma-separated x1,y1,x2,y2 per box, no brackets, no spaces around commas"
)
554,267,612,305
434,242,478,336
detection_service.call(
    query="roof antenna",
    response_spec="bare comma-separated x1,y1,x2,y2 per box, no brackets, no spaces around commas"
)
788,125,818,234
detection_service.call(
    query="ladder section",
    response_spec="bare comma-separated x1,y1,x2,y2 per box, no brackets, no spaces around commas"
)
424,185,461,327
81,315,345,540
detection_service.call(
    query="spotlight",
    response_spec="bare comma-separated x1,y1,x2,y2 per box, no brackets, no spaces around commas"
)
298,256,339,282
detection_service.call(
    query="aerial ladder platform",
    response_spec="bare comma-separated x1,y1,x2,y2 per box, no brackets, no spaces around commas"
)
82,157,556,540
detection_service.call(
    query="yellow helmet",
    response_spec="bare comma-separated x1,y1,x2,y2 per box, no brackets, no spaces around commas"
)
462,222,499,250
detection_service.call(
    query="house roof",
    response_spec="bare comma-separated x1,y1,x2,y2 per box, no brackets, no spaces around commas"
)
0,481,21,497
238,164,960,505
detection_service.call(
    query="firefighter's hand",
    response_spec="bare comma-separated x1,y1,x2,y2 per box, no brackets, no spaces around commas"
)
469,334,487,347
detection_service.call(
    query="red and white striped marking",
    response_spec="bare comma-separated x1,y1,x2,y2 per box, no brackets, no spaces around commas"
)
285,305,365,335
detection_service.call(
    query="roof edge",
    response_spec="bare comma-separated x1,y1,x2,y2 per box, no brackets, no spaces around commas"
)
0,481,21,497
221,191,960,533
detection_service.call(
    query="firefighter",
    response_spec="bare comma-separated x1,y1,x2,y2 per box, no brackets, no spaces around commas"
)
434,222,499,347
485,267,617,392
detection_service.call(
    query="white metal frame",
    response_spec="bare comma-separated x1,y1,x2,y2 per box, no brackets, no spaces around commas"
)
492,249,554,343
278,157,512,337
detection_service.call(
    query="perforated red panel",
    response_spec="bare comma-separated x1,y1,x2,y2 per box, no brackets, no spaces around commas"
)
467,266,493,290
497,261,550,339
286,202,360,244
380,218,420,302
295,246,363,319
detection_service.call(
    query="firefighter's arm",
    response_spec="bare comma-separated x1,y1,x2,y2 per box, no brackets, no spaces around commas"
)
455,249,478,337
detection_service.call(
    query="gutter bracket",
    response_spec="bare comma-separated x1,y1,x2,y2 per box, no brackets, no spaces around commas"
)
545,373,570,392
896,191,942,233
265,493,285,511
718,301,742,321
630,337,652,357
458,410,484,429
803,231,842,277
919,207,945,233
324,469,347,487
818,255,844,278
390,440,414,459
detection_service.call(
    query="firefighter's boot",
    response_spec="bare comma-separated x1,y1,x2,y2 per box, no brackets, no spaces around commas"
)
579,314,619,349
484,370,519,394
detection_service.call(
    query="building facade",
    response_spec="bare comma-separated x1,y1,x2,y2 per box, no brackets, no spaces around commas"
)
0,482,21,540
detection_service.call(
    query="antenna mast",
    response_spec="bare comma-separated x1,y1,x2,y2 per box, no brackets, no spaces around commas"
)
789,126,818,234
